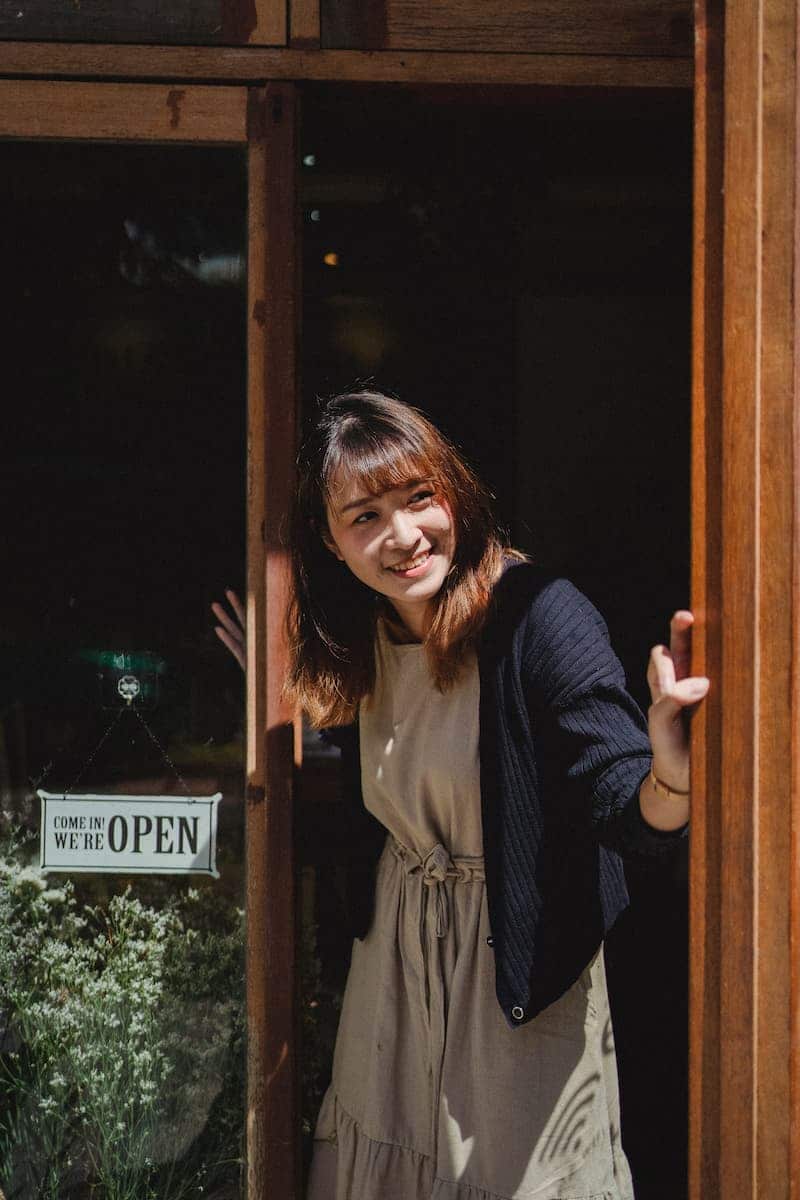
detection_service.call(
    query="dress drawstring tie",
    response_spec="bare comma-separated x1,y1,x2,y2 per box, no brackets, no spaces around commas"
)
390,839,485,938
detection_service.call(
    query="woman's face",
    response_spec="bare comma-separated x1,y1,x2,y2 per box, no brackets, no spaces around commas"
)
324,470,455,638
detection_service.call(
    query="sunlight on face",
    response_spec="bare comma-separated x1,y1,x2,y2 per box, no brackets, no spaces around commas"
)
324,470,455,638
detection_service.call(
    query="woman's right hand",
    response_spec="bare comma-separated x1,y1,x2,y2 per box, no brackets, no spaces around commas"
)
211,588,246,671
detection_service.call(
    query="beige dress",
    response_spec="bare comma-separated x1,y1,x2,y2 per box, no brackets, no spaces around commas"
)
307,623,635,1200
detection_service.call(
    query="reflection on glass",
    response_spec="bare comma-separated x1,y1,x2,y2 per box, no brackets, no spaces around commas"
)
0,142,247,1199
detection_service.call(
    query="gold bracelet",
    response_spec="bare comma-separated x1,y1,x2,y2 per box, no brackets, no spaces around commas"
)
649,767,690,801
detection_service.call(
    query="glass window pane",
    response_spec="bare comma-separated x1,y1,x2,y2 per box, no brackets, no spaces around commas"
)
0,141,247,1200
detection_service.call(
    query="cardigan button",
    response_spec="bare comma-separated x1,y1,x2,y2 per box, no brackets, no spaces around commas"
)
511,1005,525,1022
485,936,494,948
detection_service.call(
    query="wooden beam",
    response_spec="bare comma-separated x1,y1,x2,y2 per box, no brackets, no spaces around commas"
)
690,0,800,1196
0,78,248,141
245,81,300,1200
320,0,692,57
0,43,692,88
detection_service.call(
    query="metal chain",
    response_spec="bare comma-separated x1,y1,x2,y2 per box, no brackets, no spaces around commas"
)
129,704,193,798
64,708,126,796
42,698,193,800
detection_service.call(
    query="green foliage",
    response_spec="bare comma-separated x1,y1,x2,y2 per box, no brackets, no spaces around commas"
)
0,833,245,1200
0,829,334,1199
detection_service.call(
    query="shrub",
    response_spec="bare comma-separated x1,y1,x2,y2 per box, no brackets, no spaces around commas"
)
0,836,244,1200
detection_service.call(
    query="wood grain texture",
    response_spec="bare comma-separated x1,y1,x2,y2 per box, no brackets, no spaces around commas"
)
245,82,300,1199
0,43,693,88
0,80,248,142
691,0,800,1196
320,0,692,55
247,0,287,44
718,0,761,1190
689,0,724,1194
757,1,796,1190
290,0,321,47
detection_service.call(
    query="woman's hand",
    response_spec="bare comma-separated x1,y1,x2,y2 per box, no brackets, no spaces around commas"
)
640,610,710,830
211,588,246,671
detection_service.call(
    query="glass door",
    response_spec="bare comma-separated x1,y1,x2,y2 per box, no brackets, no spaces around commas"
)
0,81,298,1199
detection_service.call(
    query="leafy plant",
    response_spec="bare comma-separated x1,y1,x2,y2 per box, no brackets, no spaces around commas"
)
0,828,334,1199
0,836,245,1200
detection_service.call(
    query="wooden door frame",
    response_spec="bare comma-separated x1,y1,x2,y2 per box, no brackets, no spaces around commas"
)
0,42,692,88
690,0,800,1196
0,79,249,141
0,80,300,1198
245,81,299,1199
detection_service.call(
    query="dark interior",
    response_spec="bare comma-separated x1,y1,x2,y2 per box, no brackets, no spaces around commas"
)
299,83,692,1199
1,140,248,1195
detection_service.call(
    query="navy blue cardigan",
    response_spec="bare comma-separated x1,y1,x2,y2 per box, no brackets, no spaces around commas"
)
327,561,686,1028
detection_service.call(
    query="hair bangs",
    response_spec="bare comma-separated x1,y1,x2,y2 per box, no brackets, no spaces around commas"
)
322,424,442,508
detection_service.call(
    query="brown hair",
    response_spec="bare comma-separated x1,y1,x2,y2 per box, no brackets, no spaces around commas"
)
285,389,516,727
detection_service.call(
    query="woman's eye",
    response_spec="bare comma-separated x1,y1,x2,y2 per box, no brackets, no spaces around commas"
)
353,510,376,525
409,489,434,506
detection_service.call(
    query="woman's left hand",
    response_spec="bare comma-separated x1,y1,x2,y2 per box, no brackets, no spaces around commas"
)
646,610,710,794
211,588,246,671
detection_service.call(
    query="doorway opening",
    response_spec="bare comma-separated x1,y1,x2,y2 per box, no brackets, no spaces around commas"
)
296,82,692,1200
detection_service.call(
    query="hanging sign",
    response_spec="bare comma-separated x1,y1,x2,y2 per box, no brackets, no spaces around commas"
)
37,792,221,878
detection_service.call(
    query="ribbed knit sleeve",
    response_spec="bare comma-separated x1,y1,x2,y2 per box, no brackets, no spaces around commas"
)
522,577,687,856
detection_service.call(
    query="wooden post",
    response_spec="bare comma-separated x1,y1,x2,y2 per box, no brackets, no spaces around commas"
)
689,2,724,1194
690,0,800,1195
246,81,300,1199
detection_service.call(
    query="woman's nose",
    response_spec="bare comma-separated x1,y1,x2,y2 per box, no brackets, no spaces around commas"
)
386,510,418,548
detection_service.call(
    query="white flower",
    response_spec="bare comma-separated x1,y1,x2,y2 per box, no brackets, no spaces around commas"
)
11,865,47,893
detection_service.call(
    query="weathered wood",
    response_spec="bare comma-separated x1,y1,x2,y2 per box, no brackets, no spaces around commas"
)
688,2,724,1197
717,2,761,1191
757,0,797,1190
320,0,692,55
0,43,693,88
0,79,248,142
320,0,383,48
0,0,285,45
245,82,300,1200
290,0,321,47
690,0,800,1196
247,0,287,45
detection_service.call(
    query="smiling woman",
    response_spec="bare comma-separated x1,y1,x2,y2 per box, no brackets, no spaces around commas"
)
323,477,456,638
259,389,706,1200
285,391,512,726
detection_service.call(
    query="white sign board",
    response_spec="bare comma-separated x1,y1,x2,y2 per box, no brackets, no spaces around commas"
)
38,792,221,878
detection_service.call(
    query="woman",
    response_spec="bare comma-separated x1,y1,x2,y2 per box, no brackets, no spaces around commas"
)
213,389,708,1200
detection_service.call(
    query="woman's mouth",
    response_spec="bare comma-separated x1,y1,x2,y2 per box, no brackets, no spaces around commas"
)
386,549,432,577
